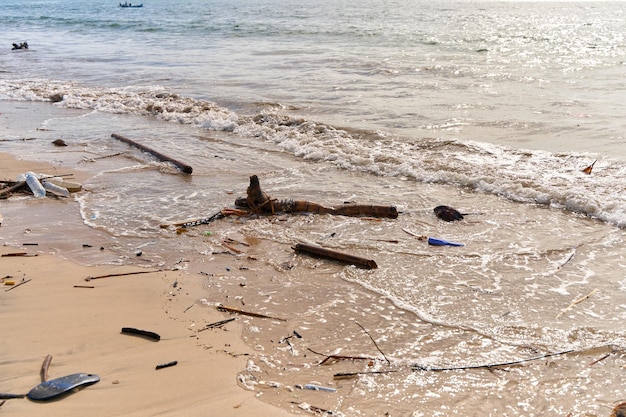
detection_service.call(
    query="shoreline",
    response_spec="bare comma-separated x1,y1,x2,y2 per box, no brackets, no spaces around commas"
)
3,100,625,416
1,150,295,416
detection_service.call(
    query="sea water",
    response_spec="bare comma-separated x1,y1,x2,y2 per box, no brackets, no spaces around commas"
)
1,1,625,415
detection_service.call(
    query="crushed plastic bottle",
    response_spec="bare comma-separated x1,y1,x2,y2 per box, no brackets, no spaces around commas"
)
23,172,46,198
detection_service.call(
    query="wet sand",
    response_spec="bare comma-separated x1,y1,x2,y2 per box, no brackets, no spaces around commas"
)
0,104,296,416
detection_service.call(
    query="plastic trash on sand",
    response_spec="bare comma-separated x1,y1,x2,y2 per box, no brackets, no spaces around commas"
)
42,179,70,197
22,172,46,198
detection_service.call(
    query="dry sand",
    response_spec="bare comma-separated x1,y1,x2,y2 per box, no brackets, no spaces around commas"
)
0,152,295,416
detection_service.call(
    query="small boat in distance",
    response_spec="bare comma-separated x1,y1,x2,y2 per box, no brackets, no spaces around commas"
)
119,2,143,7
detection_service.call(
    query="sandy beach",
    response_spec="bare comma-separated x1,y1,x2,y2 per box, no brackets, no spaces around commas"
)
0,135,295,415
1,248,296,417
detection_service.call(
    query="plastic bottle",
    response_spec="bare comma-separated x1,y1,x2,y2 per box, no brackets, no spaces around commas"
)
24,172,46,198
42,180,70,198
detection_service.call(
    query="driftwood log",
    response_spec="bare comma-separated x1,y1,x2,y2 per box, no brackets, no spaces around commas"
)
293,243,378,269
236,175,398,219
111,133,193,174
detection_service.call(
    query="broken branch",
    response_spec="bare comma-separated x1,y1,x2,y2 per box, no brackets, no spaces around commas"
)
356,322,390,365
556,288,599,319
5,279,32,292
198,317,236,332
307,347,377,365
0,393,25,400
217,305,286,322
85,269,161,281
412,349,575,372
334,370,399,379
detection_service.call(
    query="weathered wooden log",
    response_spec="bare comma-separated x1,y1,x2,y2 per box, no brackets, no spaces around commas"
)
111,133,193,174
236,175,398,218
246,175,273,213
235,197,397,219
293,243,377,269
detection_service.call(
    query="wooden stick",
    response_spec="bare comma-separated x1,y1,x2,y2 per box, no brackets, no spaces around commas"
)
222,242,243,254
0,393,25,400
0,181,26,197
356,322,390,365
412,349,575,372
217,305,286,322
155,360,178,370
5,279,32,292
85,269,161,281
160,210,227,229
198,317,236,332
334,370,399,379
586,352,611,367
111,133,193,174
556,288,598,318
293,243,377,269
307,348,376,365
40,354,52,382
402,228,427,239
80,152,124,162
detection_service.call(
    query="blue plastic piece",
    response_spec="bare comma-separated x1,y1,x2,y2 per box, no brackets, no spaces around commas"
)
427,237,464,247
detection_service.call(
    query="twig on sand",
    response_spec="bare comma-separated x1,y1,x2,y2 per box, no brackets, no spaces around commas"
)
356,322,390,365
556,288,599,319
307,347,377,366
80,152,124,163
217,305,286,322
401,228,427,240
85,269,162,281
0,394,25,400
5,278,32,292
334,370,399,379
556,250,576,271
412,349,575,372
198,318,236,332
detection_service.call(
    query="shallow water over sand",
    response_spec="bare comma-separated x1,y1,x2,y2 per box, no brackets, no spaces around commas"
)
1,102,624,416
